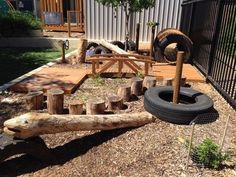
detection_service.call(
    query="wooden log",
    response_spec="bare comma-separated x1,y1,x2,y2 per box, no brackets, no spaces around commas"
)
47,88,64,114
117,84,131,102
163,77,186,86
107,96,123,110
4,112,154,139
26,91,44,110
130,77,143,96
69,100,83,115
86,98,105,115
76,38,88,63
143,76,156,92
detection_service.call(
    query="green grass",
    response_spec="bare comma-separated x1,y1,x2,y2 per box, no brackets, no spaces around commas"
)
0,48,75,85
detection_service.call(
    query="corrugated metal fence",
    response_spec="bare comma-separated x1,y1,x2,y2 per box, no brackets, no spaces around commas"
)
84,0,183,42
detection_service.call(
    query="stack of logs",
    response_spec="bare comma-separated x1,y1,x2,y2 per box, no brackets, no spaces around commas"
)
25,76,186,114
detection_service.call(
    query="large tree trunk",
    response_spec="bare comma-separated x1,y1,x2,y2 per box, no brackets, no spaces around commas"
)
3,112,154,139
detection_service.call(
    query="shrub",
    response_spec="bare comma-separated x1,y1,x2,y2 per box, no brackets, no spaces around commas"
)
0,11,41,37
191,138,230,169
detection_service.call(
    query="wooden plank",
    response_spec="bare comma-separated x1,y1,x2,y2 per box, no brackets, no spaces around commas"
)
90,54,153,60
98,61,117,74
87,57,154,63
92,62,96,74
145,62,149,75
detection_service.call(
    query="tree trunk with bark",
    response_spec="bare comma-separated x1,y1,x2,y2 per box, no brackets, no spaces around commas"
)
130,77,143,96
117,84,131,102
26,91,44,110
86,98,106,115
47,88,64,114
69,100,83,115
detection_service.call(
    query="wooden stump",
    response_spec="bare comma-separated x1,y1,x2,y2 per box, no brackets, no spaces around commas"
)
47,89,64,114
130,77,143,96
163,77,186,86
143,76,156,92
86,98,105,115
107,96,123,110
26,91,44,110
117,84,131,102
69,100,83,115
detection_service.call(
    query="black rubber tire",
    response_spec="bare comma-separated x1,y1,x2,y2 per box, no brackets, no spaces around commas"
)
154,28,193,63
144,86,213,124
111,41,125,50
94,45,112,54
87,42,99,50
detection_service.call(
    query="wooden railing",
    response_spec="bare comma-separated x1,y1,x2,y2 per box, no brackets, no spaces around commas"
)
86,54,155,75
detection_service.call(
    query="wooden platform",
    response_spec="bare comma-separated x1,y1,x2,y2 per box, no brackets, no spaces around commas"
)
152,63,205,82
10,67,89,94
9,62,204,94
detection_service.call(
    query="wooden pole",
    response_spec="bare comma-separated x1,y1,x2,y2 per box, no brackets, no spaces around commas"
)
173,51,185,104
67,11,71,38
135,23,140,53
150,26,156,57
186,123,195,169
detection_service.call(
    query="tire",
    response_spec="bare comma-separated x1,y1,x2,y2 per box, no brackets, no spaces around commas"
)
144,86,213,124
94,45,112,54
87,42,98,50
111,41,125,50
154,28,193,63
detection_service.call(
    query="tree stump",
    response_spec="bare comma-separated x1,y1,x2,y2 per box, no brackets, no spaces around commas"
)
26,91,44,110
117,84,131,102
107,96,123,110
69,100,83,115
47,88,64,114
143,76,156,92
130,77,143,96
86,98,106,115
163,77,186,86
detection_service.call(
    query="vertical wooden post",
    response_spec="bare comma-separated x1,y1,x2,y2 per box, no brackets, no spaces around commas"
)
118,61,123,75
144,62,149,75
150,26,156,57
135,23,140,53
67,11,71,38
47,88,64,114
92,62,96,74
173,51,185,104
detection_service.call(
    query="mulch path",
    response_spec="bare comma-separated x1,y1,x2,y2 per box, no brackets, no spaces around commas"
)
0,73,235,176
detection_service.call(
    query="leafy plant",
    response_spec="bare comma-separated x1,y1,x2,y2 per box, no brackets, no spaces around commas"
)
95,0,155,50
191,138,230,169
90,74,105,86
147,21,159,28
0,11,41,37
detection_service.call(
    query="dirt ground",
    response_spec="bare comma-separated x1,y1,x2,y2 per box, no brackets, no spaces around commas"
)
0,72,235,177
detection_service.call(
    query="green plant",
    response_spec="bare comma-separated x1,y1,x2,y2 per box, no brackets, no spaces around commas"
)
147,21,159,28
191,138,230,169
136,70,144,78
90,74,105,86
0,11,41,37
95,0,155,50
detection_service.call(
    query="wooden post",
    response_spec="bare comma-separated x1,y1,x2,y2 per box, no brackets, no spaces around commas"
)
67,11,71,38
143,76,156,92
130,77,143,96
69,100,83,115
135,23,140,53
47,88,64,114
58,40,66,63
86,98,106,115
92,62,96,74
144,62,149,75
26,91,44,110
117,84,131,102
173,51,185,104
150,26,156,57
77,38,88,63
107,96,123,110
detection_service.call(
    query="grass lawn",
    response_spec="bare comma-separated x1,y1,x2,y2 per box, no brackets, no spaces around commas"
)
0,48,75,86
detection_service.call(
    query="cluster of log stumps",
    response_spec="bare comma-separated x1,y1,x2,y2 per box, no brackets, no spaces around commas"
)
25,76,162,115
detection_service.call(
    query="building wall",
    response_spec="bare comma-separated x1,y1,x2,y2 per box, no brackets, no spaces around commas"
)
84,0,183,42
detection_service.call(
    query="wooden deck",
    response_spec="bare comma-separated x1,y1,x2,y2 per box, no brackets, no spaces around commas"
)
9,62,204,94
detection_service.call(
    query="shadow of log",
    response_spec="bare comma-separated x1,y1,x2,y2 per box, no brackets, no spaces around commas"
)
0,128,133,176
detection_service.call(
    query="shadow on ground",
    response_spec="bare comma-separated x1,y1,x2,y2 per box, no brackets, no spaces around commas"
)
0,128,133,176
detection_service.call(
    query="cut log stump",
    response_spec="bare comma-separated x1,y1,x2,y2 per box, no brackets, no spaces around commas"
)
26,91,44,110
47,88,64,114
143,76,156,92
163,77,186,86
86,98,106,115
3,112,154,139
117,84,131,102
77,38,88,63
107,96,123,110
69,100,83,115
130,77,143,96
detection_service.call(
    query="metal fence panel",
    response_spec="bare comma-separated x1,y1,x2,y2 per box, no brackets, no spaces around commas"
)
84,0,183,42
181,0,236,109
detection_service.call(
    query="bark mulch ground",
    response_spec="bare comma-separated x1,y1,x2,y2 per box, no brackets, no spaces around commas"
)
0,73,235,177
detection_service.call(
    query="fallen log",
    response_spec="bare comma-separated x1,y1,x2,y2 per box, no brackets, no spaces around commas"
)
3,112,154,139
